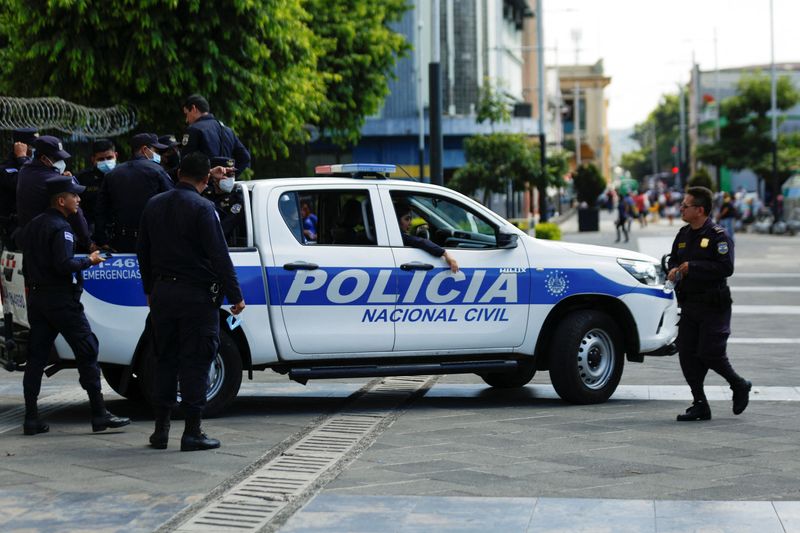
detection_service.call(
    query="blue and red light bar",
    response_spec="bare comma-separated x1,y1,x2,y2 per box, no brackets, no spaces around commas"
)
314,163,396,175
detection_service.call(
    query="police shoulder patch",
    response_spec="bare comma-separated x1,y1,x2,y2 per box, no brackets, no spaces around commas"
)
714,226,725,233
717,241,729,255
231,203,242,214
182,134,189,146
64,231,74,242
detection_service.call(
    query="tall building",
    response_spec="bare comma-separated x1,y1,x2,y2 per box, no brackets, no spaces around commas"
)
311,1,540,184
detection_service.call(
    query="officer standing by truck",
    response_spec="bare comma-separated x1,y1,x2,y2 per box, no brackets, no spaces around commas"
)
202,156,244,243
181,94,251,176
667,186,751,421
18,177,130,435
137,152,245,451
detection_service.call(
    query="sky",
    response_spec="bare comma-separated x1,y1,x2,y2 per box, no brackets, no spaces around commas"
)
543,0,800,130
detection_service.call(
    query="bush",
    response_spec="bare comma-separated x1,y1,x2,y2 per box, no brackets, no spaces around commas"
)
534,222,562,240
572,164,607,207
688,167,714,191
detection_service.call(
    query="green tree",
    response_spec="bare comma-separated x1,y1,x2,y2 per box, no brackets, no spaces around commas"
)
687,167,714,191
476,78,512,128
696,72,800,196
620,91,685,180
619,150,651,182
450,133,539,205
307,0,410,148
572,163,606,207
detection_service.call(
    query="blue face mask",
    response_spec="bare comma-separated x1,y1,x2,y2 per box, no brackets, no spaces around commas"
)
151,151,161,165
96,159,116,174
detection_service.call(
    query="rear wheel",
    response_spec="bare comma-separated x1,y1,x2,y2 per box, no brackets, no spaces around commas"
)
480,363,536,388
548,310,623,404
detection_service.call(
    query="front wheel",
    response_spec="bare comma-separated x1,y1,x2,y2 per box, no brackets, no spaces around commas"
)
139,328,243,417
548,310,623,404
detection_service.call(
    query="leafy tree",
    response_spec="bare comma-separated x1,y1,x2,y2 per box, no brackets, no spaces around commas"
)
307,0,410,148
619,150,651,182
696,72,800,196
450,133,539,204
620,91,685,180
476,78,512,128
572,163,606,207
687,167,714,191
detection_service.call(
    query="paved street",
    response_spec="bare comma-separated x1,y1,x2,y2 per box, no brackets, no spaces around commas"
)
1,210,799,532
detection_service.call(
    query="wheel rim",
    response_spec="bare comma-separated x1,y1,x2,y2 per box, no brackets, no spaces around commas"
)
177,352,225,403
576,328,615,390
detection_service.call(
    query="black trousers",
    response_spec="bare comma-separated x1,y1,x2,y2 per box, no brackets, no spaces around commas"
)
677,302,739,401
149,281,219,416
24,289,101,400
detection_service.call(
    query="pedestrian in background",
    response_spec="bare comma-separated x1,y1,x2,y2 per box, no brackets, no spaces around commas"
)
667,186,751,421
94,133,172,251
137,152,245,451
18,177,130,435
614,192,630,243
717,192,737,242
181,94,251,176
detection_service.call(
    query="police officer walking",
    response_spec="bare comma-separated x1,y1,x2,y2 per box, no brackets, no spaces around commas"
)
18,177,130,435
16,136,92,252
94,133,173,251
667,186,751,421
181,94,251,176
202,157,245,243
137,152,245,451
0,128,38,249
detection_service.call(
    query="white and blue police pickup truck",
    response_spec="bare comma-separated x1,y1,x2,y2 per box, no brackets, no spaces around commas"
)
1,164,678,416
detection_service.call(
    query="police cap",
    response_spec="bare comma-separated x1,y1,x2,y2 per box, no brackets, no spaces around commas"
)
13,128,39,144
158,134,179,148
131,132,168,151
33,135,71,160
46,176,85,197
210,156,235,169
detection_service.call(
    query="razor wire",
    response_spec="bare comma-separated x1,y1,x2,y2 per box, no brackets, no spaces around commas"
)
0,96,137,138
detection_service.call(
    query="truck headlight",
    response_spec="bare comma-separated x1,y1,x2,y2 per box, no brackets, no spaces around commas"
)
617,259,660,286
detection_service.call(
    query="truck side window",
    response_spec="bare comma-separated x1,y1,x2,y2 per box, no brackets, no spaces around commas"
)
277,190,376,246
390,191,498,249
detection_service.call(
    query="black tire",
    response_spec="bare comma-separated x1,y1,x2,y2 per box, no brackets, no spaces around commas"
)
100,364,144,402
139,329,243,418
548,310,624,404
480,363,536,388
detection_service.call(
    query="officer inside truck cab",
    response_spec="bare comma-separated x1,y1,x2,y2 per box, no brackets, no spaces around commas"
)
18,177,130,436
394,199,458,273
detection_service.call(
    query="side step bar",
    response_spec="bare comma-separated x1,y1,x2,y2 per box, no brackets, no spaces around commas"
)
289,359,519,384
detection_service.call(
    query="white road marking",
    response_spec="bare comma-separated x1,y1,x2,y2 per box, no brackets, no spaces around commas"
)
729,337,800,344
731,286,800,292
733,305,800,315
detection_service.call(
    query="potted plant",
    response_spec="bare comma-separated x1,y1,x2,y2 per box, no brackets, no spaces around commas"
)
572,163,606,232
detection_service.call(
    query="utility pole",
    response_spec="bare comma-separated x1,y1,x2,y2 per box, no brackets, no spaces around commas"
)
769,0,778,213
574,82,581,166
536,0,548,222
429,0,444,186
678,83,687,189
416,11,425,181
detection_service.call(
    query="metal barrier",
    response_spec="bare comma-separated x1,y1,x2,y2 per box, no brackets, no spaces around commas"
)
0,96,136,138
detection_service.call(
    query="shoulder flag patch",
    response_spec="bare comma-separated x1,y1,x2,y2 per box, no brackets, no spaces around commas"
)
717,241,729,255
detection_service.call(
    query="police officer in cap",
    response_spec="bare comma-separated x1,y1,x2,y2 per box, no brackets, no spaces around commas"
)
16,135,92,252
158,134,181,184
75,139,119,233
0,128,38,249
203,156,245,243
667,185,751,421
18,177,130,435
95,133,173,251
181,94,251,177
137,152,245,451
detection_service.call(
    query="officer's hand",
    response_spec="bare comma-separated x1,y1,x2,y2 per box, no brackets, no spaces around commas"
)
210,166,226,180
13,142,27,158
88,250,105,265
89,242,99,253
667,268,678,282
62,170,72,177
678,261,690,277
230,300,245,315
443,251,459,273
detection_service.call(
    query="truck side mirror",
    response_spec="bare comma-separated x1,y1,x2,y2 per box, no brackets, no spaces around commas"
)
496,231,518,249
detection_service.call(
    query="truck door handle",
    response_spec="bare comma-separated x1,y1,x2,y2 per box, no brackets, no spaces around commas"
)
400,262,434,271
283,261,319,271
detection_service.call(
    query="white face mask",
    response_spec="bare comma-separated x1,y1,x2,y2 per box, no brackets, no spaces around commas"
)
52,159,67,174
96,159,117,174
219,177,235,193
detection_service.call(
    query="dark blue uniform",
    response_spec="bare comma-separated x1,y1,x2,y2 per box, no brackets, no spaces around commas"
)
0,151,31,248
668,217,739,402
402,233,446,257
201,186,245,243
18,208,101,402
15,160,91,251
95,155,173,250
137,182,242,416
182,114,251,177
75,166,105,231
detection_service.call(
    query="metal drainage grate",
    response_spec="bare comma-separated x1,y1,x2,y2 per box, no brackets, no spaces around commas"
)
174,376,433,532
0,388,87,434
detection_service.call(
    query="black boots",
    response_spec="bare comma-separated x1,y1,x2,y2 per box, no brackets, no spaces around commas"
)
149,408,171,449
732,379,752,415
677,400,712,421
180,413,220,452
88,391,131,432
23,398,49,436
